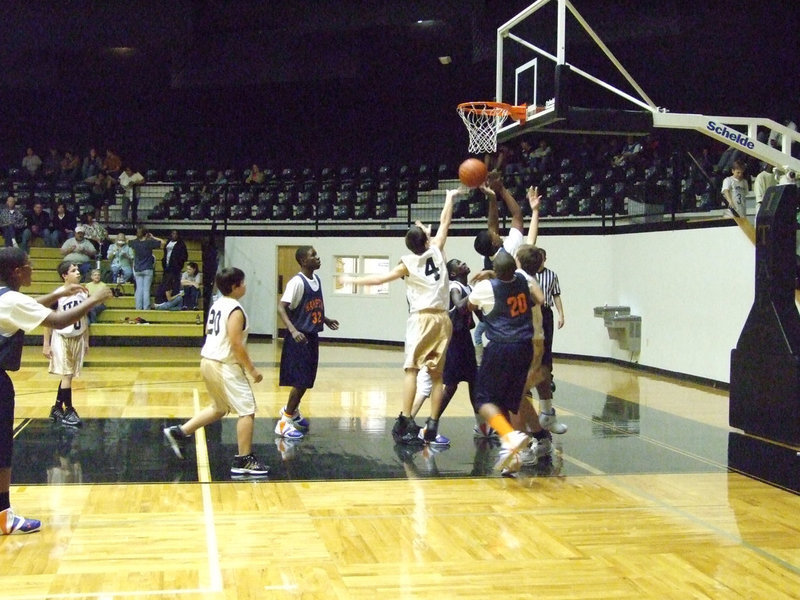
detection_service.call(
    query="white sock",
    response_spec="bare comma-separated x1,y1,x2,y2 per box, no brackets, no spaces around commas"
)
539,399,553,414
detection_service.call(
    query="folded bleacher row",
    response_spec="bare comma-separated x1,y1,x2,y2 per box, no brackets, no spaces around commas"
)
1,143,724,225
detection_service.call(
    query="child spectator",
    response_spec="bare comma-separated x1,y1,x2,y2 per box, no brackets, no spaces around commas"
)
181,262,202,310
84,269,108,324
153,271,183,311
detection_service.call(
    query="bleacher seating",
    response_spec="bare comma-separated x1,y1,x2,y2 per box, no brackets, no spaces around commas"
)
19,243,205,347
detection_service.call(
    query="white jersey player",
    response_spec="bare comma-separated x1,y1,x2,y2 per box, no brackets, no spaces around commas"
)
43,262,89,427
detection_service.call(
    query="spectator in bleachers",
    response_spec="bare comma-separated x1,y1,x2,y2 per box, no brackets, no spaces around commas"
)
721,159,750,217
529,139,554,173
85,268,108,324
107,233,135,284
613,135,643,167
753,163,777,209
119,166,144,223
0,196,27,249
59,225,96,281
88,172,114,222
245,163,265,185
21,147,42,178
162,229,188,281
21,201,51,252
713,145,743,176
153,270,184,311
82,212,109,256
129,226,165,310
180,262,202,310
81,148,103,181
48,202,77,247
103,149,122,179
60,151,81,181
42,147,61,181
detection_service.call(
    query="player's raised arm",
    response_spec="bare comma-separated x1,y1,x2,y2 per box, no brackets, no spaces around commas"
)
527,186,541,246
431,188,459,249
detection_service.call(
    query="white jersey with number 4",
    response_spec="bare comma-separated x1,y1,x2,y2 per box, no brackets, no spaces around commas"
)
400,245,449,313
54,287,88,338
201,296,249,364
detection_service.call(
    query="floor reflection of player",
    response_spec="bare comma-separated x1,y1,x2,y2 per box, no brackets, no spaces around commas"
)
46,428,82,484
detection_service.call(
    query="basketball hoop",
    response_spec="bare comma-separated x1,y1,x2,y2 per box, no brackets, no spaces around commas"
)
457,101,527,154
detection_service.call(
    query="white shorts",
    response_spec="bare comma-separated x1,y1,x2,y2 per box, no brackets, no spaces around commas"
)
49,334,86,377
200,358,256,416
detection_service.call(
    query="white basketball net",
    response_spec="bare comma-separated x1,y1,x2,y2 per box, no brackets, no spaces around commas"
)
457,102,511,154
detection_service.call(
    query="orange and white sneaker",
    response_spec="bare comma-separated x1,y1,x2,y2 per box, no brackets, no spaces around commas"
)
274,416,304,439
0,508,41,535
494,430,531,474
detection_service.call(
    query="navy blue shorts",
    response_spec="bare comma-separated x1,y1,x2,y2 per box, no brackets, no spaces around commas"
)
279,332,320,390
443,328,477,386
0,371,15,469
474,340,533,414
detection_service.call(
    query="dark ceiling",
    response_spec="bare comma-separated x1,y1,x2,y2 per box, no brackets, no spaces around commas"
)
0,1,796,170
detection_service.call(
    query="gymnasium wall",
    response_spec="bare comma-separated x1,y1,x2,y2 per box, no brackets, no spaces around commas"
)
225,223,754,384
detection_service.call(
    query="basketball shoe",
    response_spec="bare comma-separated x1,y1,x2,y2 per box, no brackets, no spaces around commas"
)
62,407,82,428
230,454,269,478
49,404,64,423
494,430,530,473
539,409,568,434
391,414,423,446
0,508,41,535
163,426,188,459
280,407,309,432
473,422,499,439
418,427,450,447
275,415,305,439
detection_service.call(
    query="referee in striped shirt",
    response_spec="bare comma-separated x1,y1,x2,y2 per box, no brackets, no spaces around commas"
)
534,249,567,433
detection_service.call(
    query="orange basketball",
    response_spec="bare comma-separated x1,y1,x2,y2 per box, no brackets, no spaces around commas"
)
458,158,488,188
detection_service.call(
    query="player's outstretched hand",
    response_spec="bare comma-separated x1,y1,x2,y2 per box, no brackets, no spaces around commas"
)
250,369,263,383
89,286,113,304
61,283,88,297
479,182,497,201
527,186,541,210
325,318,339,331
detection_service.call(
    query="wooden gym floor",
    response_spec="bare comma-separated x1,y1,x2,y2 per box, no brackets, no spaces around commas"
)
2,341,799,599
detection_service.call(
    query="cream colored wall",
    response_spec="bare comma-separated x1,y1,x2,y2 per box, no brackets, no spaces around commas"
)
225,223,754,383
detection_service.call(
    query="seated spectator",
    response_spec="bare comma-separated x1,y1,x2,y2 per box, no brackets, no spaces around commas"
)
22,147,42,178
529,139,554,172
180,261,202,309
119,166,144,223
153,271,184,311
21,201,52,252
42,147,61,181
60,151,81,181
0,196,27,248
88,172,114,222
103,149,122,179
60,224,97,281
48,202,77,247
107,233,135,283
245,164,265,185
82,212,109,256
613,135,643,167
82,148,103,181
84,269,108,324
